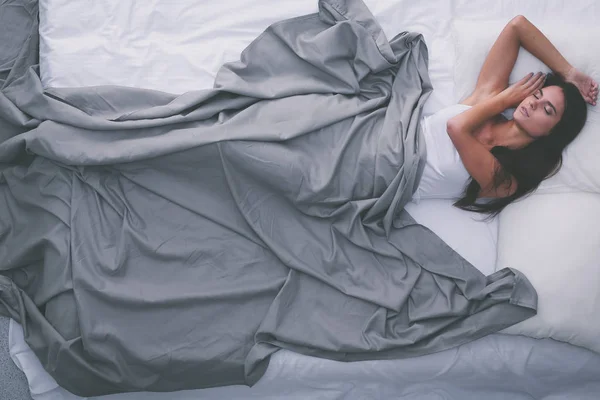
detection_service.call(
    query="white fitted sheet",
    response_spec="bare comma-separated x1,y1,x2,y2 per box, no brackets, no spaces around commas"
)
10,318,600,400
38,0,457,116
404,199,497,275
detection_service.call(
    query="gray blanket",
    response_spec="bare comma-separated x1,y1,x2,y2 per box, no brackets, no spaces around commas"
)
0,0,536,396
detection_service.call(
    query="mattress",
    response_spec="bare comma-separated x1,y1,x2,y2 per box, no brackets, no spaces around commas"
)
5,0,599,399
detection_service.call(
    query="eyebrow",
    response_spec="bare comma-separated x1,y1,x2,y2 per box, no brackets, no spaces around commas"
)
539,89,558,115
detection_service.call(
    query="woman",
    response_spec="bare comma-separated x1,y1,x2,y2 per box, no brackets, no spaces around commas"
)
416,15,598,216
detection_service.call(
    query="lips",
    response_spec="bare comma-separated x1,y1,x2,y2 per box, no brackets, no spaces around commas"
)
520,107,529,117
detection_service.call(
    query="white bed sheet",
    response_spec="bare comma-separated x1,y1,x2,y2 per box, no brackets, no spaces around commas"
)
39,0,457,117
19,0,600,399
10,318,600,400
404,199,497,275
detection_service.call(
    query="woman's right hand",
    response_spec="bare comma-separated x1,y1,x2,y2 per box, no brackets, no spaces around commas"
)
500,72,546,108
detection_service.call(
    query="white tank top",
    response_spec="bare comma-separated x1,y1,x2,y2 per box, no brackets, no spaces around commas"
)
414,104,472,203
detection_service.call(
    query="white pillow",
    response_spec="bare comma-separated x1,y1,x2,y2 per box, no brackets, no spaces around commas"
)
496,191,600,354
451,19,600,194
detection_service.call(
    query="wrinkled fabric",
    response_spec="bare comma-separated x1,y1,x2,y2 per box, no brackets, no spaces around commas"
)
0,0,537,396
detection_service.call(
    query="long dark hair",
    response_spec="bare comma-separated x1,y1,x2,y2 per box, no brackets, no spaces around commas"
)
454,73,587,218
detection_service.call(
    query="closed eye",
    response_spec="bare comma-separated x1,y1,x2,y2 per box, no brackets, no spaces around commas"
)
538,88,557,115
533,89,556,115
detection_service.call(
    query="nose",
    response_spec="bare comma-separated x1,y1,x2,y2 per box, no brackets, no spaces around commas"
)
529,100,537,110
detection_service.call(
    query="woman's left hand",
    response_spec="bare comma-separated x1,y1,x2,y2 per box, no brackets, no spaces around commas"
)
501,72,546,108
565,67,598,106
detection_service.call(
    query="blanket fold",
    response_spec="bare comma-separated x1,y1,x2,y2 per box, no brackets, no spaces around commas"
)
0,0,536,396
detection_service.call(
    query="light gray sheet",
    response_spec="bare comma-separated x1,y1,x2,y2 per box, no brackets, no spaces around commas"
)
0,0,536,396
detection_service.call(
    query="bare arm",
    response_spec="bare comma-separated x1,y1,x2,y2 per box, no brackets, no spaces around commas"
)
448,73,546,198
447,94,514,198
463,15,573,105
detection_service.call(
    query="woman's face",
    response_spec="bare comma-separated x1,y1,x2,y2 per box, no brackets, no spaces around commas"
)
513,85,565,138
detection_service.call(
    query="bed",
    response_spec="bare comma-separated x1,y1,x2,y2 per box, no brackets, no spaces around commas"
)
1,0,600,399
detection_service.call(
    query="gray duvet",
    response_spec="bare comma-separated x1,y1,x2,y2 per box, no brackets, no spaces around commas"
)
0,0,536,396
